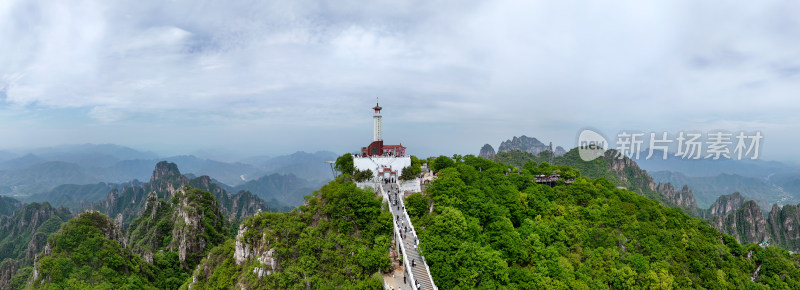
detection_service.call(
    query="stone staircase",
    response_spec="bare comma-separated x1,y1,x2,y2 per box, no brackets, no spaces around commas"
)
381,183,436,290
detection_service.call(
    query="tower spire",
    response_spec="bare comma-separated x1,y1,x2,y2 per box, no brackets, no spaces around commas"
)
373,99,382,141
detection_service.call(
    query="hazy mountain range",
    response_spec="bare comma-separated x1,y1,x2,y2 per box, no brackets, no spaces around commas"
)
0,144,337,210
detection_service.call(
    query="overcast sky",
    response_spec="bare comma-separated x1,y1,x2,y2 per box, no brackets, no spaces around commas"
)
1,0,799,161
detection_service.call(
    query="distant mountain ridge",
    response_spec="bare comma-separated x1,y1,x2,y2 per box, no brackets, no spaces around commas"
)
86,161,270,226
651,170,795,209
496,135,566,157
0,145,335,210
228,173,317,208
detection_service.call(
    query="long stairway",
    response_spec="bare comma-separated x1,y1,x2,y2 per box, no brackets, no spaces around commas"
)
381,183,436,290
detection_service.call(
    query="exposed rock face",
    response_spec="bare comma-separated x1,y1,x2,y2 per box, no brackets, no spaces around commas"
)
708,192,745,217
498,136,549,155
0,203,71,290
604,150,658,193
0,259,19,290
189,223,279,288
656,183,699,215
233,225,277,275
709,200,767,244
227,191,267,221
89,162,269,226
767,203,800,251
479,144,496,160
126,186,228,269
708,198,800,251
150,161,190,198
554,146,567,157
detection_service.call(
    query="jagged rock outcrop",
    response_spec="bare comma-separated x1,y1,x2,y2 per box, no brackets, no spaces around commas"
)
656,183,699,215
0,203,71,289
707,192,745,217
125,186,228,269
88,161,269,226
498,136,549,155
233,225,277,277
709,200,767,245
150,161,190,197
767,203,800,251
479,144,496,159
189,216,281,289
603,150,658,193
554,146,567,157
0,259,20,290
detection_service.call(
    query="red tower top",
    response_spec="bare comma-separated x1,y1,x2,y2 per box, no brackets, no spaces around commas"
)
373,103,382,113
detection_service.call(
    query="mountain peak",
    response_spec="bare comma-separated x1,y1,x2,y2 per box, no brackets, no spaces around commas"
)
496,135,564,157
151,161,182,182
479,144,496,159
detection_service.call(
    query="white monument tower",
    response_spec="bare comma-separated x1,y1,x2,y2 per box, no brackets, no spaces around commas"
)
373,99,382,142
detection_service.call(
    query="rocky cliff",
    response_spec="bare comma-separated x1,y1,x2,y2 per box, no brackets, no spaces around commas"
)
707,192,745,217
709,200,767,245
188,180,391,289
125,186,228,269
767,203,800,251
656,183,699,215
704,194,800,251
497,135,565,156
0,203,71,289
89,161,269,226
479,144,496,159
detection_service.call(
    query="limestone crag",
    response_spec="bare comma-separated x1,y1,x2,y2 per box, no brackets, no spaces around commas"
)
656,183,699,215
125,186,228,269
88,162,269,226
479,144,496,159
0,203,71,289
708,192,745,217
498,136,550,155
709,201,767,245
767,203,800,251
233,225,277,277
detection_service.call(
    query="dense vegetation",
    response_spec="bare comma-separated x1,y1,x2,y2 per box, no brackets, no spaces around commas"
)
334,153,373,182
30,211,158,289
126,187,230,270
400,155,423,180
0,202,72,289
187,178,391,289
494,149,674,206
409,155,800,289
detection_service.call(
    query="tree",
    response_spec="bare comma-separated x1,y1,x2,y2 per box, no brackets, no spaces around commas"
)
432,156,455,172
335,153,356,176
405,193,428,217
353,169,373,182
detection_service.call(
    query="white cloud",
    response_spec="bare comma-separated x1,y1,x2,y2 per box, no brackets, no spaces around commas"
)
0,0,798,159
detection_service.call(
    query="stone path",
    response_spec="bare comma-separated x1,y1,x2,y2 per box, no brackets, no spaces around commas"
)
381,183,436,290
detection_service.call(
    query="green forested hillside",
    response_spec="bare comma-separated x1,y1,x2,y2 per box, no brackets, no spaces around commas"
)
126,186,230,270
29,211,161,289
494,149,675,207
0,202,71,289
409,155,800,289
186,179,391,289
